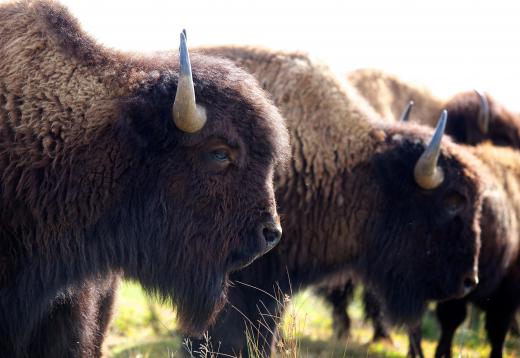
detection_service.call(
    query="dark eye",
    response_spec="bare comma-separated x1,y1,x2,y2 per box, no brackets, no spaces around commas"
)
444,192,466,215
211,149,230,162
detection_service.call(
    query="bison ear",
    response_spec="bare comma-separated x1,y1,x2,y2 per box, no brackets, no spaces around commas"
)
117,96,172,150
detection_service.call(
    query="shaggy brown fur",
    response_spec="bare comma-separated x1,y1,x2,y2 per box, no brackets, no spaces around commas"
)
406,144,520,358
182,46,487,357
349,69,520,147
345,71,520,358
444,91,520,146
347,68,443,126
0,1,289,356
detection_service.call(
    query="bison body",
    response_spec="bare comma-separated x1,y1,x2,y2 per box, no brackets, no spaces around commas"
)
345,69,520,358
349,69,520,147
0,2,289,356
425,144,520,358
182,46,485,357
347,68,443,126
444,91,520,147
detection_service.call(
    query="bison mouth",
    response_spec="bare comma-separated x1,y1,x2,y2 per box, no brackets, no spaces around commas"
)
226,251,262,273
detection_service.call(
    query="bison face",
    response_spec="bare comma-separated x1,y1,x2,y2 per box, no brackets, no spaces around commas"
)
115,54,289,335
358,123,482,326
445,91,520,147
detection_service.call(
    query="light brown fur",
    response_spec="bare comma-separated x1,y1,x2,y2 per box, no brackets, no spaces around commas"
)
347,68,444,126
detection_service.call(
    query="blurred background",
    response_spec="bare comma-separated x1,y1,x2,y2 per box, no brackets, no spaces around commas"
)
61,0,520,110
45,1,520,356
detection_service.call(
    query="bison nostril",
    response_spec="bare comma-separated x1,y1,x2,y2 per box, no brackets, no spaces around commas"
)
463,276,479,291
260,223,282,250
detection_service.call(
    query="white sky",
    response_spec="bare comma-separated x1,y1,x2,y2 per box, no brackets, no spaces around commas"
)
46,1,520,110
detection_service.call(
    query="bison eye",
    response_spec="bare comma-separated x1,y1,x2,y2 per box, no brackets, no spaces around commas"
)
212,149,230,162
201,141,236,172
443,192,466,216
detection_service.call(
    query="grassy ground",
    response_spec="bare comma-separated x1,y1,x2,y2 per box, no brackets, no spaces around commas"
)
105,281,520,357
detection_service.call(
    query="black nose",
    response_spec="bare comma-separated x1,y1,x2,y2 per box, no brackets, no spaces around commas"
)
462,274,479,295
257,220,282,252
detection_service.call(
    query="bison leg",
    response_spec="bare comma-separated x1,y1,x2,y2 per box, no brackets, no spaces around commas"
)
510,315,520,337
92,275,119,355
318,280,354,340
27,275,119,358
484,298,517,358
434,299,467,358
362,288,391,342
407,322,424,358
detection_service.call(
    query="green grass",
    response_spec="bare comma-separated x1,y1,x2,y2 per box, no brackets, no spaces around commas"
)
106,281,520,357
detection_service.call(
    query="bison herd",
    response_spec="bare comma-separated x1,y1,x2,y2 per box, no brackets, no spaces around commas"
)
0,1,518,358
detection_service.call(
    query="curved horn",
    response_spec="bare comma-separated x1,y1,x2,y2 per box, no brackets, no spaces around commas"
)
399,100,414,122
414,110,447,190
172,30,207,133
474,90,490,134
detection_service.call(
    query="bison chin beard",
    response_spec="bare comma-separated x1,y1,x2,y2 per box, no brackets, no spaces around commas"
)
175,274,229,336
161,268,230,336
138,259,230,336
376,281,427,327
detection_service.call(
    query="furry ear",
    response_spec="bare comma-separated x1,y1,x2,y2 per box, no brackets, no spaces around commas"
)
116,94,174,151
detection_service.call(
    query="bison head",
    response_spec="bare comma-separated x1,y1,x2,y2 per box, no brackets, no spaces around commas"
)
112,33,289,334
358,112,482,325
444,90,520,147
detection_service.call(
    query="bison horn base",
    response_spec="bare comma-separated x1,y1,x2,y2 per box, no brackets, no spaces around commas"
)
173,30,207,133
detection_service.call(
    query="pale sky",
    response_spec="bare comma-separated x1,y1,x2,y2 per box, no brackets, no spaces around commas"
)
38,1,520,110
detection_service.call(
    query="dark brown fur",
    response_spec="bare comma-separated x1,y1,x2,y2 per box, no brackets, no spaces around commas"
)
343,71,520,358
182,47,486,357
444,91,520,147
0,1,289,356
349,70,520,147
410,144,520,358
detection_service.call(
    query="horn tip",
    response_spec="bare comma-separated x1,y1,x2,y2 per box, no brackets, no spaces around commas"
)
440,109,448,122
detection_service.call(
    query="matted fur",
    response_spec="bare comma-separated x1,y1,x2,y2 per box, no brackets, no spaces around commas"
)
184,46,486,357
0,1,289,356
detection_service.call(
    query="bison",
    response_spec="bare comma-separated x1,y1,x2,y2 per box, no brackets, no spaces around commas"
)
349,69,520,147
408,143,520,358
347,68,443,126
345,71,520,358
0,1,289,357
314,102,416,344
443,90,520,147
180,46,486,357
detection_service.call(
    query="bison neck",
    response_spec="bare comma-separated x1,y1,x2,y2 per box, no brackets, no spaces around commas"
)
469,144,520,296
202,46,388,286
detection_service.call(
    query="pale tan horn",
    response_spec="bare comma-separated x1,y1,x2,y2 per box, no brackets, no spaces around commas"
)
474,90,490,134
414,110,447,190
172,30,207,133
399,100,414,122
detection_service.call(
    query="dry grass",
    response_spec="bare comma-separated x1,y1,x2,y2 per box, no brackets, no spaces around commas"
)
106,281,520,358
